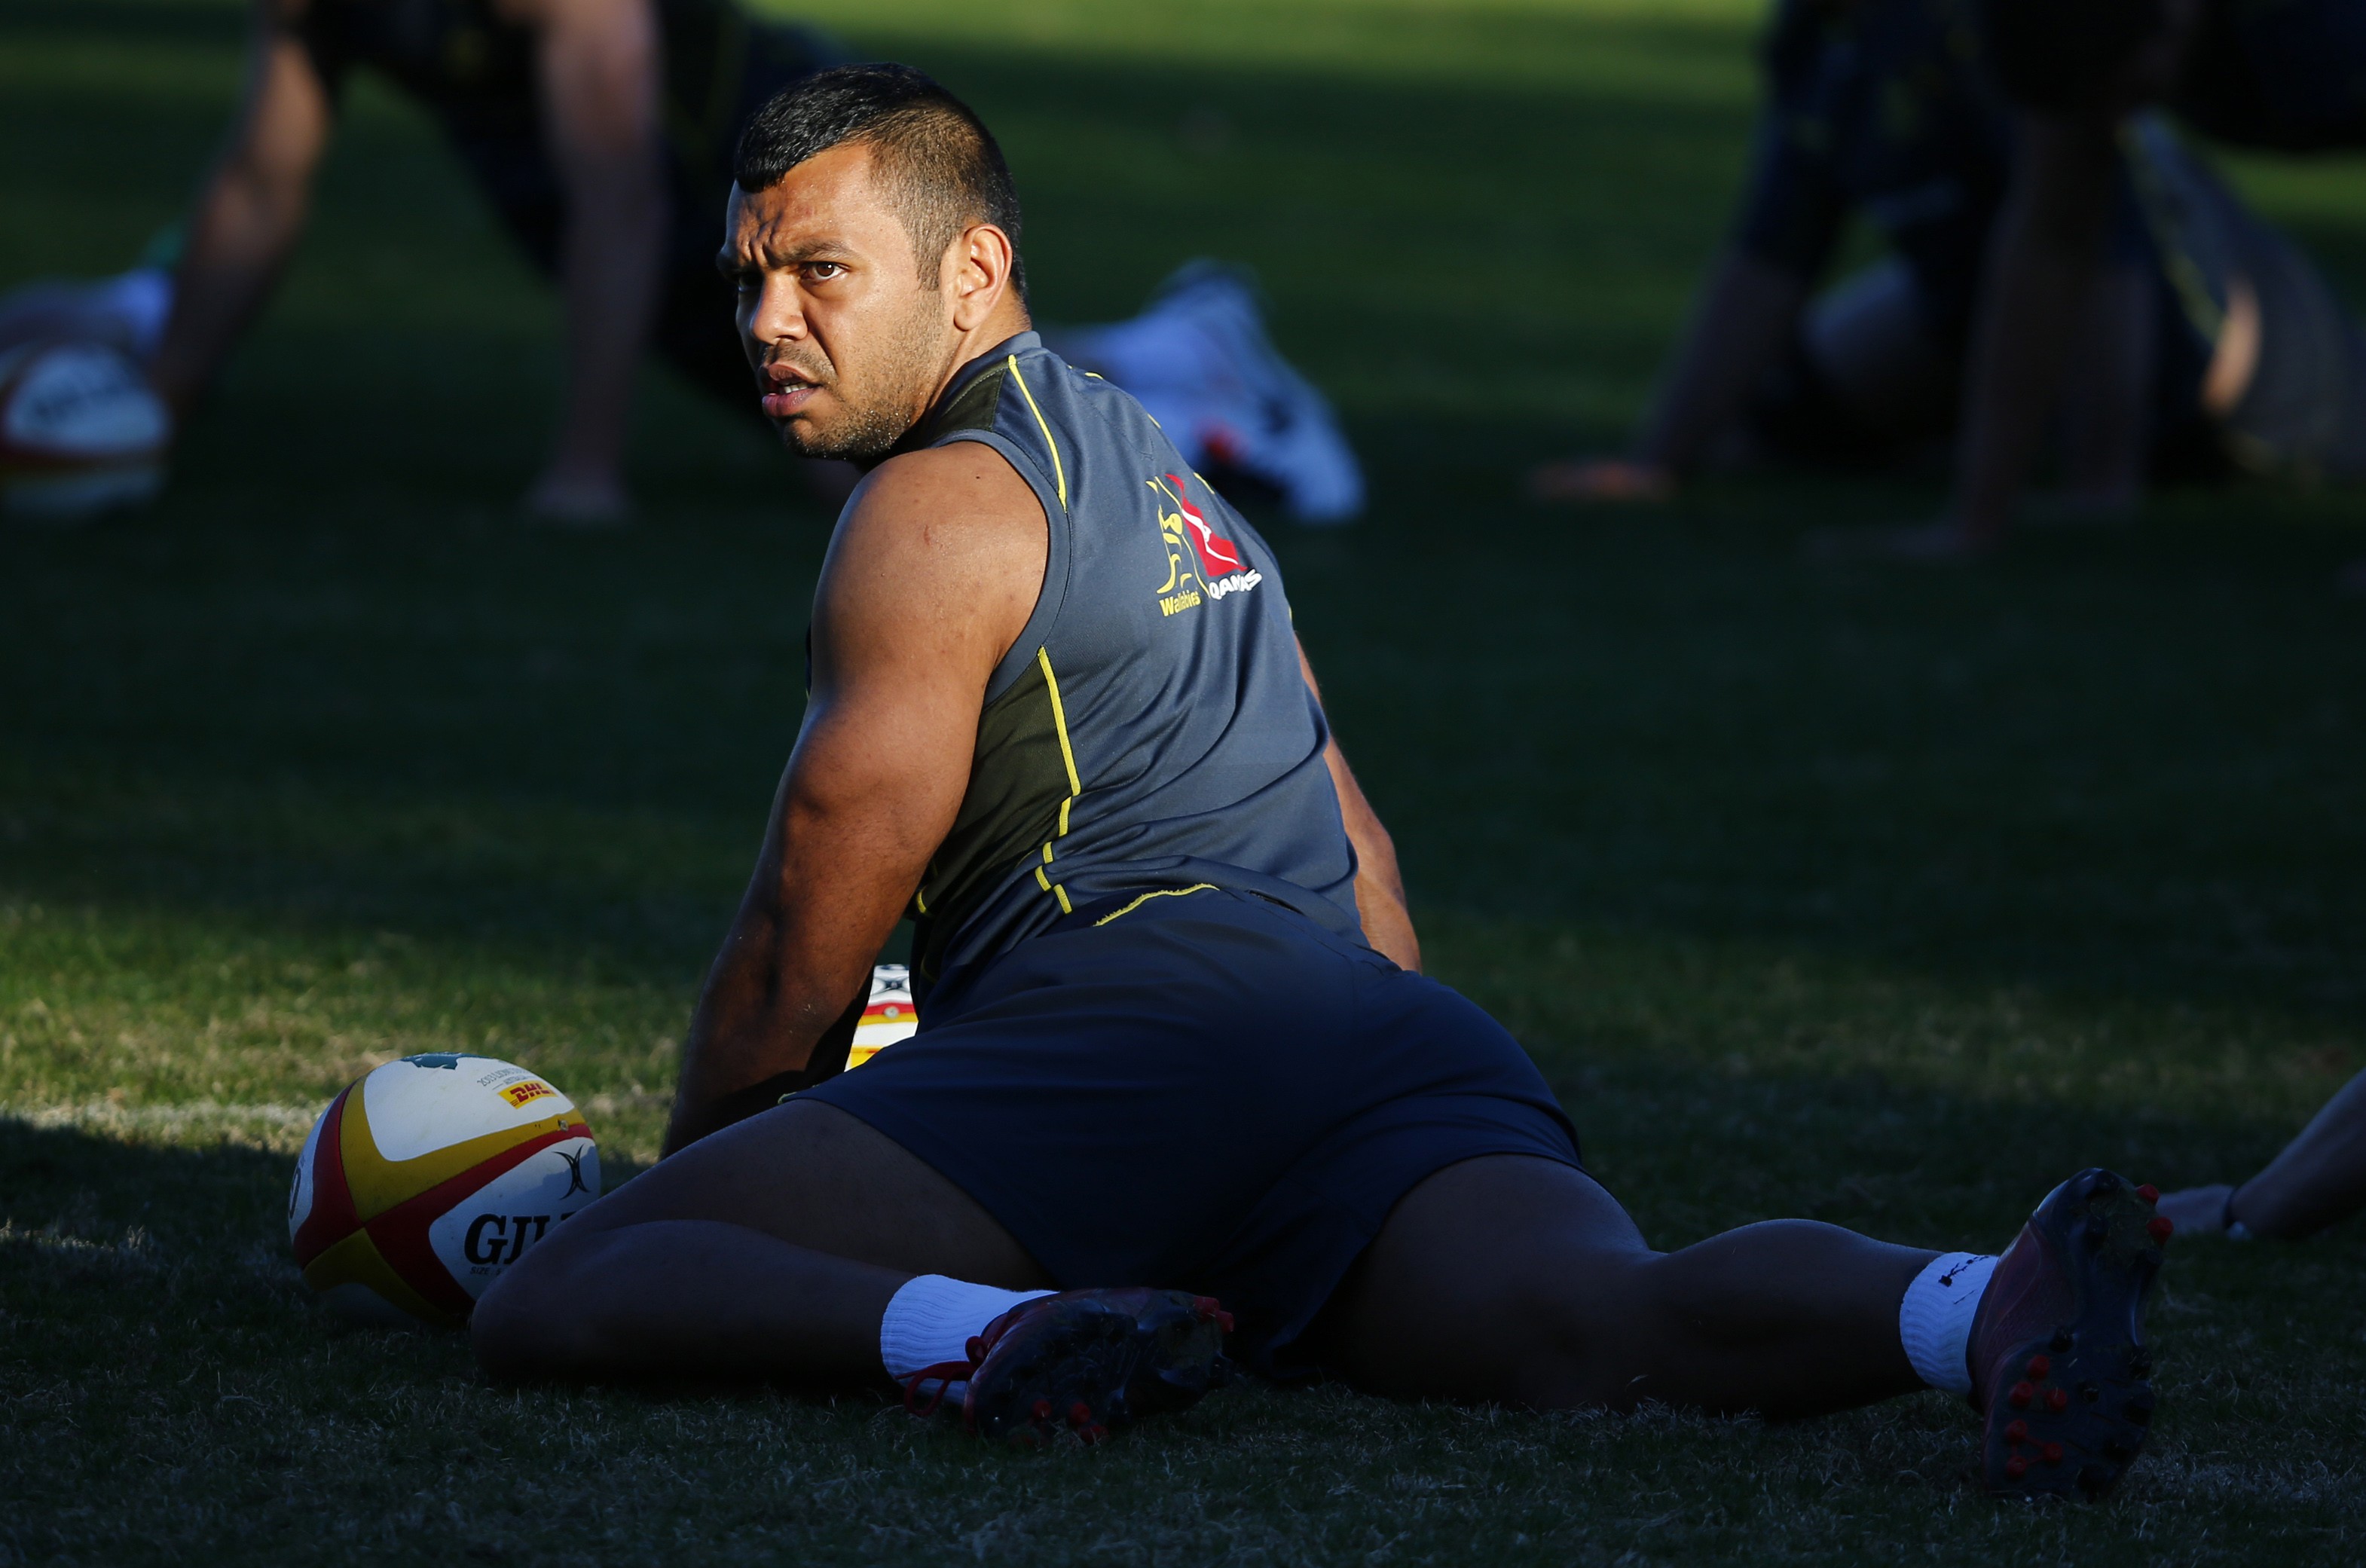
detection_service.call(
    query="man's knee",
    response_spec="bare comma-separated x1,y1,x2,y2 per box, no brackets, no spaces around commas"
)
1487,1248,1665,1411
470,1218,615,1383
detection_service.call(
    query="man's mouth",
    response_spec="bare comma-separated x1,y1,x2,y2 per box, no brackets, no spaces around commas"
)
760,370,824,420
761,383,817,418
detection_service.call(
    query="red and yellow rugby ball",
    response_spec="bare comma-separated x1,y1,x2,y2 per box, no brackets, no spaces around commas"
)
288,1054,600,1327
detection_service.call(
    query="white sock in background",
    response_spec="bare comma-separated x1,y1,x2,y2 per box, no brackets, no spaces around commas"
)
1897,1251,1998,1396
879,1275,1054,1401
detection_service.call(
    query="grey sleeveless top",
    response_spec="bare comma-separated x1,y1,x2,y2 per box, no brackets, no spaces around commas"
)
888,332,1362,986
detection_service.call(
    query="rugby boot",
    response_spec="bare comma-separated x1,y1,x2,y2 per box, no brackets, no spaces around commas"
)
904,1286,1234,1447
1968,1169,2171,1500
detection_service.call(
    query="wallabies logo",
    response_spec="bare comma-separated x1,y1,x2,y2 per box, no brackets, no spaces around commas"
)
1147,472,1261,618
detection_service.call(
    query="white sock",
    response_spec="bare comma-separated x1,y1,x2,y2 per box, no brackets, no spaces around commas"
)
879,1275,1053,1402
1897,1250,1997,1395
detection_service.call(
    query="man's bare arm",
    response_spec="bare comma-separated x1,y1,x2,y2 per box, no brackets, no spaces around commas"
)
147,0,335,414
1633,252,1810,475
1297,640,1420,974
1945,111,2123,542
1532,252,1805,503
504,0,665,519
663,446,1047,1154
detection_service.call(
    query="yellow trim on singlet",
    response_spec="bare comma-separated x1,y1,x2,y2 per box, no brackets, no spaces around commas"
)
1033,646,1081,915
1007,356,1068,509
1039,647,1082,797
1092,884,1219,927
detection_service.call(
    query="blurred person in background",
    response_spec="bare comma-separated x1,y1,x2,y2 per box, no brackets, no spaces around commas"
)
35,0,849,524
0,0,1360,527
1533,0,2366,530
1908,0,2366,555
2162,1070,2366,1242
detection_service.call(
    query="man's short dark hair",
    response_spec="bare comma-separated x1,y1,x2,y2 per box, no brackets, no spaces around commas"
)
1978,0,2166,112
732,64,1025,298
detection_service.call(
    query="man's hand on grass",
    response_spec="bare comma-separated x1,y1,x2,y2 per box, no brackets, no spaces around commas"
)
1527,457,1675,505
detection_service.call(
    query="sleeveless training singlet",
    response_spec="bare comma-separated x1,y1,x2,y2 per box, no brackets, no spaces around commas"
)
891,332,1363,989
803,341,1579,1373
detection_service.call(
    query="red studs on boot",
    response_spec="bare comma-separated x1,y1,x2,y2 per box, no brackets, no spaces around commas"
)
2137,1184,2159,1203
1192,1297,1236,1332
2041,1442,2065,1466
2047,1387,2071,1413
2147,1216,2175,1243
2008,1381,2035,1408
2025,1355,2051,1379
2004,1420,2030,1443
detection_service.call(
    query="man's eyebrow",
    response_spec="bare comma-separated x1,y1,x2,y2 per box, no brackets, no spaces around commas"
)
714,239,859,276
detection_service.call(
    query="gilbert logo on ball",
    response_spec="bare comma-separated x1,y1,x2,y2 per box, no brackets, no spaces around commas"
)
0,341,171,519
288,1054,599,1327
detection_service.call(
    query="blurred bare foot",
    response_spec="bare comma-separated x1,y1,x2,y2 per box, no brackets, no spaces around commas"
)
1527,457,1674,505
2156,1184,2233,1237
524,467,631,527
1805,518,1994,562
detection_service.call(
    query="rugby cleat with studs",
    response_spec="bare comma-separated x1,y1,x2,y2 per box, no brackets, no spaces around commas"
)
1968,1169,2170,1500
903,1286,1233,1447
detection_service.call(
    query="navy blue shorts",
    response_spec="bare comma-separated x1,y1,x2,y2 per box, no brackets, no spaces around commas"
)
802,887,1582,1377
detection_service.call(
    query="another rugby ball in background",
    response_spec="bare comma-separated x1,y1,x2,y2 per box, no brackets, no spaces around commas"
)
289,1054,600,1328
0,340,170,520
848,963,918,1069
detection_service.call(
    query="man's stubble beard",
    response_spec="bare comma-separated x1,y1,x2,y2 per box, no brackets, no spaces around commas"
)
781,289,953,464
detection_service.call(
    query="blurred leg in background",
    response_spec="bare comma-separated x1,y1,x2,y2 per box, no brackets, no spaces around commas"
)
2163,1070,2366,1241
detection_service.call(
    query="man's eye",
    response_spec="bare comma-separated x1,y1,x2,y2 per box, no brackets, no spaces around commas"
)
805,261,845,283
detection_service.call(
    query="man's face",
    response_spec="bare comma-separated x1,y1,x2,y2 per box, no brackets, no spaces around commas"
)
719,145,952,463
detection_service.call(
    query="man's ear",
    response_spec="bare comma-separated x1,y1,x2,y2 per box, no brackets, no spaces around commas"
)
946,223,1016,332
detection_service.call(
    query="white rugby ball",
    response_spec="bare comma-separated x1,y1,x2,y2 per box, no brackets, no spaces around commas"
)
289,1053,601,1328
0,340,170,519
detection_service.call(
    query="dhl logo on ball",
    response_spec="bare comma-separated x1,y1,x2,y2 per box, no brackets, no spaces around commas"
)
288,1054,599,1328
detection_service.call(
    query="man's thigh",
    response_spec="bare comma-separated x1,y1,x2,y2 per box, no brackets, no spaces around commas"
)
575,1099,1053,1290
1304,1155,1650,1406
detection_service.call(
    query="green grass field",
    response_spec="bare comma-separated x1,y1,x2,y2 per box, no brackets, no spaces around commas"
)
9,0,2366,1560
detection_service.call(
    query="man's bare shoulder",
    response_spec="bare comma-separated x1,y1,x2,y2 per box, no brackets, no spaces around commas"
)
834,442,1044,578
816,441,1048,673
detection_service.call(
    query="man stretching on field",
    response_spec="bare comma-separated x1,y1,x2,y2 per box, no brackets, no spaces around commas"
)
473,66,2172,1499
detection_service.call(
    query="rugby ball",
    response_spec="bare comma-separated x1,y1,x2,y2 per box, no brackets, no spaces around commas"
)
848,963,919,1069
0,340,170,519
288,1054,600,1328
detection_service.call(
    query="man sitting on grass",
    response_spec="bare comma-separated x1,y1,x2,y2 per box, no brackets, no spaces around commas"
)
472,64,2172,1499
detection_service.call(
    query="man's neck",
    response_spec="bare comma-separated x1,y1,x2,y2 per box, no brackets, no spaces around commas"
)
865,301,1035,472
924,301,1035,416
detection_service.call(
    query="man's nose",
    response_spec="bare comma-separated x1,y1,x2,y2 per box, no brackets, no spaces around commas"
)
746,275,809,344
